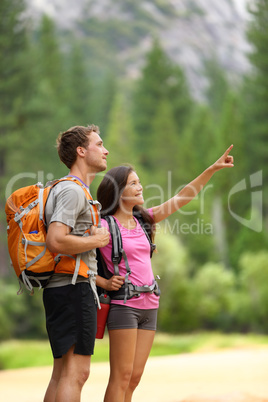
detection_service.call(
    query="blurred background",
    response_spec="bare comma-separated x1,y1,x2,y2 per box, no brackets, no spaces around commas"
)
0,0,268,344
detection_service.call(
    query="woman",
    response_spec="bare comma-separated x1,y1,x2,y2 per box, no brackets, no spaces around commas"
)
96,145,234,402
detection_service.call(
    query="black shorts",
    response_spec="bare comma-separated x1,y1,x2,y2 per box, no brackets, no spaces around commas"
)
43,282,97,359
107,304,158,331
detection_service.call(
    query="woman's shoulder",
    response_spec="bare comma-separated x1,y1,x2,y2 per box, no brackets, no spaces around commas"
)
147,208,154,219
100,217,110,229
135,208,154,223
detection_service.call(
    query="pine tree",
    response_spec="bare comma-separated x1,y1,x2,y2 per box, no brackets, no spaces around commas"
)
104,91,137,167
90,71,118,133
172,105,217,267
20,15,70,178
67,42,92,126
0,0,33,276
245,0,268,217
148,98,179,191
0,0,31,180
132,39,193,168
37,15,65,97
202,58,250,267
203,57,230,121
90,90,138,196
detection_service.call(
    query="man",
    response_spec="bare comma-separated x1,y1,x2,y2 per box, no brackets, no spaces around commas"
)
43,125,110,402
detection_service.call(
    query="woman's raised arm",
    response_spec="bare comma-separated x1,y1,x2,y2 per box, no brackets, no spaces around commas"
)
151,145,234,223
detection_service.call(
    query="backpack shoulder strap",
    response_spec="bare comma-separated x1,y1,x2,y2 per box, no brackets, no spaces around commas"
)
45,176,100,227
65,177,100,227
43,177,100,288
135,213,156,258
102,216,122,276
103,215,133,302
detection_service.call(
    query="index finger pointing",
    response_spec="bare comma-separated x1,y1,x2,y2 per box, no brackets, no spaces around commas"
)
225,144,233,155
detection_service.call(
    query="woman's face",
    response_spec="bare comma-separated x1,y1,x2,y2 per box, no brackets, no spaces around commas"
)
120,171,144,207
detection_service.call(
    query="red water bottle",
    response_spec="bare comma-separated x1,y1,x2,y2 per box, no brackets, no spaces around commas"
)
96,293,111,339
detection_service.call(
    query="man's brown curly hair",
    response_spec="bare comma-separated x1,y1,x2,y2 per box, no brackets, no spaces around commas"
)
57,125,100,169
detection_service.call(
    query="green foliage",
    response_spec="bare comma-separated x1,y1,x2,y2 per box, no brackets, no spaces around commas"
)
153,228,199,332
203,57,230,120
0,340,52,370
148,98,179,190
78,16,148,77
244,0,268,213
0,279,46,340
1,0,268,339
3,332,268,370
176,104,215,183
65,43,92,125
103,91,137,167
238,251,268,332
132,39,193,167
193,263,236,330
153,229,268,334
176,207,217,268
37,15,65,96
0,0,32,185
90,89,139,195
153,225,189,276
229,209,268,269
89,72,118,135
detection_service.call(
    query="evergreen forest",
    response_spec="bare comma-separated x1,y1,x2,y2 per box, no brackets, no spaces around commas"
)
1,0,268,340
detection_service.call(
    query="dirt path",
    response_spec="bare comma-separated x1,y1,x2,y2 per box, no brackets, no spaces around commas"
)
1,348,268,402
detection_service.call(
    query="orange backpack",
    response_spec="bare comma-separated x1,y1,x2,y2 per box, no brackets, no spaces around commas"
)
5,177,99,293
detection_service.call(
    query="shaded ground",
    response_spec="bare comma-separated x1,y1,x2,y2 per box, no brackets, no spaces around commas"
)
1,348,268,401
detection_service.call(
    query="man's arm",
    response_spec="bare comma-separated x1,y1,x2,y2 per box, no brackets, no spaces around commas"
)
46,223,109,254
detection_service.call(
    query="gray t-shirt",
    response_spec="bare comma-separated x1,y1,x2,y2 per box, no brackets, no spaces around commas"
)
45,180,98,288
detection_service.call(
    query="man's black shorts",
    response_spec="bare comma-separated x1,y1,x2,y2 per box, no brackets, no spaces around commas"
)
43,282,97,358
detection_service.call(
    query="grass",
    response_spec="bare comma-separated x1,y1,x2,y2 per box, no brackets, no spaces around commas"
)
1,332,268,370
0,339,53,370
150,332,268,356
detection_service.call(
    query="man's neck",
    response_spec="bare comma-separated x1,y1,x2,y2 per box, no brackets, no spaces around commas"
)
69,167,95,187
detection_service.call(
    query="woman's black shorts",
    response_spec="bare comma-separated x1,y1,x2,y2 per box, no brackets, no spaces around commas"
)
43,282,97,359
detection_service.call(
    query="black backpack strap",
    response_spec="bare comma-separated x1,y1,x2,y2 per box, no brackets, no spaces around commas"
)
103,216,122,276
102,214,158,304
135,213,156,258
103,215,132,302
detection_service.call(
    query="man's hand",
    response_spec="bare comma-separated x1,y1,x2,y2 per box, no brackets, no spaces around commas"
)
91,226,110,248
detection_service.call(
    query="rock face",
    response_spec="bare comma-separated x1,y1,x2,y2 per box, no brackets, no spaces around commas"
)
26,0,252,97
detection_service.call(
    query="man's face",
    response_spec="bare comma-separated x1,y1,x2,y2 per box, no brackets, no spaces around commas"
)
83,131,109,173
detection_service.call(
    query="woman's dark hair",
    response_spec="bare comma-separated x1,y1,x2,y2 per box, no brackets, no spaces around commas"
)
97,165,155,242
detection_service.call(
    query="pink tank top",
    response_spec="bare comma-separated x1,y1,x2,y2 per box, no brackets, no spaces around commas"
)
100,211,159,309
